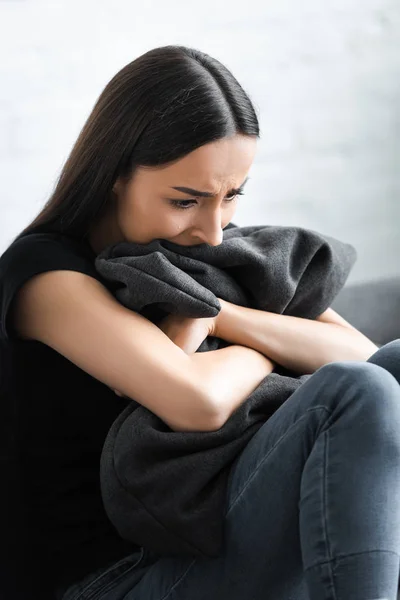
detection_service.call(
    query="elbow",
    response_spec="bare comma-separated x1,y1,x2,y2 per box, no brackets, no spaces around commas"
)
196,393,226,432
196,388,225,432
172,391,223,433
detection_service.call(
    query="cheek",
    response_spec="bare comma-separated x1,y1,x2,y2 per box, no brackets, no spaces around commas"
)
164,215,188,235
142,204,189,237
162,207,191,227
122,198,155,228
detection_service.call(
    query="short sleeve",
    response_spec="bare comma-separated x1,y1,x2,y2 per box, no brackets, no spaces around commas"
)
0,233,100,343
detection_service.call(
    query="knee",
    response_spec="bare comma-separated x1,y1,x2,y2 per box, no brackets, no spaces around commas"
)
380,338,400,351
368,338,400,369
317,360,400,418
318,359,397,392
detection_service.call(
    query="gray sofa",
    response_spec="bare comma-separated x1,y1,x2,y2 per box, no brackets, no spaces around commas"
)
331,276,400,347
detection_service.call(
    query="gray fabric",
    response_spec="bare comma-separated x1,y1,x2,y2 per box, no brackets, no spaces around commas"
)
94,222,357,560
332,276,400,347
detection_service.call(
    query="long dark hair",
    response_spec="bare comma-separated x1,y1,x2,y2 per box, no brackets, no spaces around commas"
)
13,45,260,246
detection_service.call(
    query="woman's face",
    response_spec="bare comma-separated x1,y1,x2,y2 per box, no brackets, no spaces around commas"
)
89,134,257,254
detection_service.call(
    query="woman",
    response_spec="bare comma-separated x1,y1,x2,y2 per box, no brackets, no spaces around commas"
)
0,45,399,600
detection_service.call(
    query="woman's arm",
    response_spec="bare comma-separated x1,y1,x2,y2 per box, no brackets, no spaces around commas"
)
215,299,379,375
155,312,276,427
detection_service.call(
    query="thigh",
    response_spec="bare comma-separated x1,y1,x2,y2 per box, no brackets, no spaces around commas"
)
103,356,400,600
119,369,343,600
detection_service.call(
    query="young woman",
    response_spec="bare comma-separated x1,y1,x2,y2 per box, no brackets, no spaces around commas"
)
0,45,399,600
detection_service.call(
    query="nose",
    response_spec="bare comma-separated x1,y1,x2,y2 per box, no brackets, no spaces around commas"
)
190,211,225,247
191,229,224,247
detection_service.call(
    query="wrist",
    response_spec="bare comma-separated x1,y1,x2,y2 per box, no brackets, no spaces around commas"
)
214,297,235,339
215,300,276,371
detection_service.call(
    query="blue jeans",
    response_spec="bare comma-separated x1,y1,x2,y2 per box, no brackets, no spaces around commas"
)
61,340,400,600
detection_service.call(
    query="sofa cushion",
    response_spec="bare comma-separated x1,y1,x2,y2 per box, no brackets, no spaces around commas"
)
331,276,400,346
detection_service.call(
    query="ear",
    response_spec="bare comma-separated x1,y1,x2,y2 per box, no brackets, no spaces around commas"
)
112,179,122,194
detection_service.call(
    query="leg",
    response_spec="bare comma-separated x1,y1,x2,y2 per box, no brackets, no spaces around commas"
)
368,339,400,383
101,360,400,600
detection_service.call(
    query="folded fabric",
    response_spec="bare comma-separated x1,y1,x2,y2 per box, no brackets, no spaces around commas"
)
95,222,357,560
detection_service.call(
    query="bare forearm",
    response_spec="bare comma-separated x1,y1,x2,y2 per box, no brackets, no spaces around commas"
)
190,346,275,426
215,300,379,375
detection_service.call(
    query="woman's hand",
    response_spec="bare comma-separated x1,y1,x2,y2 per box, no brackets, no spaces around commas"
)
157,313,217,355
156,296,230,353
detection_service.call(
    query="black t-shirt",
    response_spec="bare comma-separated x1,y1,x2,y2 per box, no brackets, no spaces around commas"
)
0,230,139,600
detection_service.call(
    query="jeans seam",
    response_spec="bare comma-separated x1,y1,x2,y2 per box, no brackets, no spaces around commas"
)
323,429,336,599
226,405,332,517
159,559,197,600
65,549,145,600
82,562,136,600
304,548,400,572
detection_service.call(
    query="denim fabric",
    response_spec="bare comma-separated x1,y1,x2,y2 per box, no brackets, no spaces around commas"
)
61,340,400,600
58,547,149,600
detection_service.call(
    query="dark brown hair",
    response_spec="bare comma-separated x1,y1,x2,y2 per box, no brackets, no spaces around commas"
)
13,45,260,246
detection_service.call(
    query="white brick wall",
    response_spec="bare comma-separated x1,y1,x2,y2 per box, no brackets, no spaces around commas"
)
0,0,399,283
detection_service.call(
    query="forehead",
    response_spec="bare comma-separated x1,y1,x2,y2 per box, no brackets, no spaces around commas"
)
139,135,257,190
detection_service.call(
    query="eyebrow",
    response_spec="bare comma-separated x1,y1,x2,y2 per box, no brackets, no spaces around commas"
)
170,176,250,198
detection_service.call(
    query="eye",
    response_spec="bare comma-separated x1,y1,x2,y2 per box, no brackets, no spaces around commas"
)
168,190,245,211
